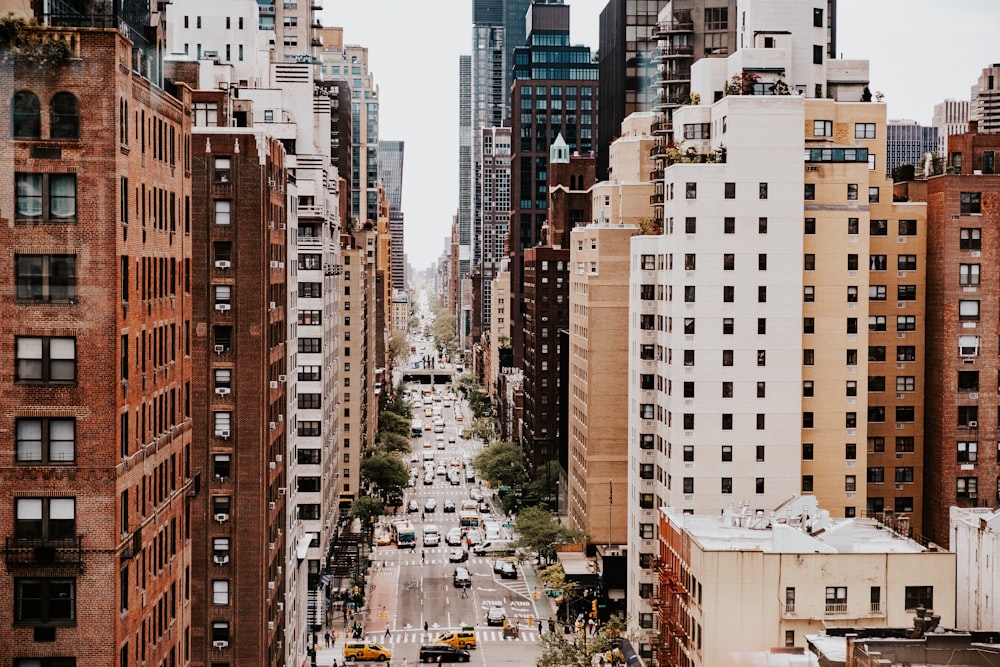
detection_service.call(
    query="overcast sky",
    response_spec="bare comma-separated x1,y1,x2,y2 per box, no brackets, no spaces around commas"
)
322,0,999,272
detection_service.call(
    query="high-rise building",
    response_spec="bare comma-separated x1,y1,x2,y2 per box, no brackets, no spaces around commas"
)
458,55,473,285
566,113,650,552
508,0,598,366
932,98,969,156
378,139,406,291
0,21,192,667
478,126,513,331
885,119,938,177
911,123,1000,547
596,0,670,180
626,0,924,651
970,63,1000,134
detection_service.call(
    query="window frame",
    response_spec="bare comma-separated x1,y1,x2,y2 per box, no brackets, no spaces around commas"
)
14,336,76,383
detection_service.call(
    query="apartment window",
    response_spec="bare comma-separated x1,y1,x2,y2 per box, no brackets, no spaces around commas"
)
803,349,815,366
904,586,933,610
682,445,694,462
640,254,655,270
15,336,75,383
957,406,978,428
755,478,765,494
14,498,75,541
846,217,860,234
639,464,654,480
846,349,858,365
804,254,815,271
868,406,886,423
299,394,322,409
682,477,694,494
803,381,814,397
961,192,982,214
298,337,321,353
722,414,733,430
639,404,655,420
898,219,917,236
15,417,75,463
683,350,694,366
897,315,917,331
958,441,978,463
803,318,815,334
757,350,766,366
212,580,229,605
49,94,80,142
721,445,733,462
895,497,914,513
721,478,733,494
957,370,979,392
298,365,320,381
723,286,734,302
959,335,980,357
855,123,876,139
958,301,979,321
759,217,768,233
869,436,885,453
803,473,815,492
683,123,710,139
724,217,735,233
804,183,815,200
871,254,887,270
214,199,231,225
845,475,857,492
898,255,917,270
14,577,76,625
960,264,981,286
683,414,694,430
826,586,847,611
722,318,734,335
847,286,859,303
868,316,886,332
812,44,823,64
685,217,697,233
756,416,766,432
15,254,77,303
870,219,888,235
685,182,697,199
639,433,654,450
846,412,858,428
639,494,655,510
813,120,832,136
803,412,814,428
15,173,76,221
960,228,981,249
847,183,858,200
869,187,880,203
298,282,322,298
759,182,768,199
757,286,767,302
803,286,814,302
957,477,979,499
868,467,885,484
212,621,230,643
897,346,916,362
897,285,917,301
640,284,655,300
724,182,735,198
869,346,886,362
804,217,816,234
12,90,41,138
639,523,654,539
895,467,914,483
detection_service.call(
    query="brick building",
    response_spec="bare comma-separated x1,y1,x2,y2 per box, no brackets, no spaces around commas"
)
0,27,194,667
188,109,290,665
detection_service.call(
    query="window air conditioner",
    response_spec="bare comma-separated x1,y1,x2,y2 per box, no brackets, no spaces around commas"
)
968,421,978,428
269,542,276,550
214,345,225,354
215,260,231,269
268,501,276,510
215,387,230,395
268,580,275,590
278,374,287,383
212,640,228,649
269,421,277,430
275,454,282,461
269,461,276,469
218,430,230,439
214,554,229,565
268,621,275,631
215,303,231,311
270,381,279,389
214,513,229,523
278,487,286,495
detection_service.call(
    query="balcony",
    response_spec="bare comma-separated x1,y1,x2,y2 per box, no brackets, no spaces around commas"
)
650,119,673,135
5,536,84,570
655,45,694,61
653,20,694,37
824,602,848,616
259,4,275,14
649,169,664,180
650,143,668,157
650,193,664,205
868,602,883,616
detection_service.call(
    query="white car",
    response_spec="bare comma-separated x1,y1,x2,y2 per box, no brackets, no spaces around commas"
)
424,498,437,513
436,435,446,449
446,528,464,546
436,465,447,476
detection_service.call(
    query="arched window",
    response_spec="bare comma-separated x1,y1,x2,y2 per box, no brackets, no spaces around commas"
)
50,92,79,140
12,91,41,139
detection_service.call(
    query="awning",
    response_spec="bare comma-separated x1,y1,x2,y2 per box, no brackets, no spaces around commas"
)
296,534,313,560
621,639,640,666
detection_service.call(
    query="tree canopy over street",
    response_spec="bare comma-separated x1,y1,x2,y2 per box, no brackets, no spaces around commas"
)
471,440,527,489
536,614,630,667
360,452,409,497
513,506,586,563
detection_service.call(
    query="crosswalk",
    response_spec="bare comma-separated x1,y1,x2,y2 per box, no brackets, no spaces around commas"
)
364,628,540,644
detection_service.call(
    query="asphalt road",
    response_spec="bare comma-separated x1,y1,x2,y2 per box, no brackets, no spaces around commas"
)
358,393,544,666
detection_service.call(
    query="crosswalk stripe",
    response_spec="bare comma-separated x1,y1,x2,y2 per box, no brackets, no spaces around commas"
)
362,630,539,644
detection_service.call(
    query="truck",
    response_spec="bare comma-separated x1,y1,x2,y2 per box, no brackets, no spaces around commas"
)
392,520,416,549
411,419,423,437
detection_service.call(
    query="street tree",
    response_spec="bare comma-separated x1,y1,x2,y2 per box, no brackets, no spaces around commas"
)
374,431,410,456
513,506,586,563
389,329,409,363
523,460,564,508
383,394,412,420
360,452,409,497
462,416,496,444
471,441,527,488
536,614,631,667
349,495,385,530
378,411,411,439
432,311,457,355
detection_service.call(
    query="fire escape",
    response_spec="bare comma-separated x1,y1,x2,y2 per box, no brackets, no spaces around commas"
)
652,555,689,667
648,14,694,229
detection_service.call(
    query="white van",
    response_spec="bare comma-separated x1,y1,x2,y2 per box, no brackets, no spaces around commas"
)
423,524,441,546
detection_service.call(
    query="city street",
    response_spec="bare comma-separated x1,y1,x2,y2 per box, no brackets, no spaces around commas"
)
316,376,551,665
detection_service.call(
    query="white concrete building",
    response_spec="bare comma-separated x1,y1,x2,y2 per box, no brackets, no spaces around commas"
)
627,0,876,657
950,506,1000,631
932,98,969,157
657,497,955,666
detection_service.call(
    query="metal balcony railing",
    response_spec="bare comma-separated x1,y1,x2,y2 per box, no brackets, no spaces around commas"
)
4,536,84,569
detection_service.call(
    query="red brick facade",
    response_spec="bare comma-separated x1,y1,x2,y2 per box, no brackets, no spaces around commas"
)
0,29,193,667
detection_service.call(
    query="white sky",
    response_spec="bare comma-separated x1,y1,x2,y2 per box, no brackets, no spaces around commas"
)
322,0,999,272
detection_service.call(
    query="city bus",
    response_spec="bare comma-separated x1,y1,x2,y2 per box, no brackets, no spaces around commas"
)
392,520,416,549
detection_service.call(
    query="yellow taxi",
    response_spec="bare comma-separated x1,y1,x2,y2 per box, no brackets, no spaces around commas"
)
435,629,477,649
343,641,392,662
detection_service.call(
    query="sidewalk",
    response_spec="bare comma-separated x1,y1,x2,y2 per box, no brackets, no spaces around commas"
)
523,557,558,628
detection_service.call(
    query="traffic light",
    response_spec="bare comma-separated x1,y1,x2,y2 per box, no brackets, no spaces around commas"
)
590,599,598,618
353,585,360,596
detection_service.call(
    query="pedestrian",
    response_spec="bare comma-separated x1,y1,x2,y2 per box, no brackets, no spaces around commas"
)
384,623,391,641
421,549,426,562
324,631,332,647
332,660,338,667
424,621,429,633
538,620,542,633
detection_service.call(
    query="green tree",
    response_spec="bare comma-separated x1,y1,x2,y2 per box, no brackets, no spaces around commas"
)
374,431,410,456
467,389,491,419
389,329,409,363
536,614,630,667
514,506,586,563
462,416,497,444
360,453,409,496
472,441,527,488
383,394,412,420
378,411,411,438
349,495,385,530
433,311,458,354
523,461,563,508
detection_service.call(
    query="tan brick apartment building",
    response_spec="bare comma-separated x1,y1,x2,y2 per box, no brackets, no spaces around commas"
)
0,27,194,667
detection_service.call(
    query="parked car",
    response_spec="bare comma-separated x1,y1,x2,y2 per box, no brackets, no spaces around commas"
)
418,643,470,663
